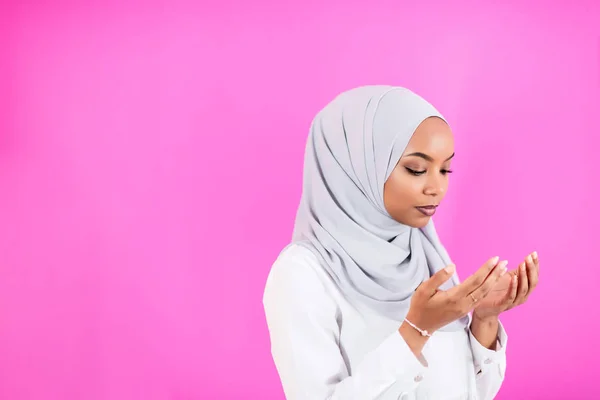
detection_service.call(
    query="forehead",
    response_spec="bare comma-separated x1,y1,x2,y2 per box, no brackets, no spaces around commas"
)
405,117,454,156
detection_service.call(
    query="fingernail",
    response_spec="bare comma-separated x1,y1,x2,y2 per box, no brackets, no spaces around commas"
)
520,263,526,271
498,260,508,271
492,256,500,264
513,275,518,282
533,251,538,259
444,264,455,274
500,266,508,276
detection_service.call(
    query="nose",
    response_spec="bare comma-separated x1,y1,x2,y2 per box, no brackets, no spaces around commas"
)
423,174,445,197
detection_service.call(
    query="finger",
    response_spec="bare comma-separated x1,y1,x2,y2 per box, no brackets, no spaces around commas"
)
532,250,540,276
515,261,529,303
419,264,456,296
468,260,508,303
525,254,538,293
504,274,519,310
449,256,500,296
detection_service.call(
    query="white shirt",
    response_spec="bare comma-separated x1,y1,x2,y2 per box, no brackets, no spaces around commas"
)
263,244,508,400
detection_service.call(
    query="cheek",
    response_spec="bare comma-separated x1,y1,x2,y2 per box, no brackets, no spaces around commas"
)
392,173,421,196
384,174,420,211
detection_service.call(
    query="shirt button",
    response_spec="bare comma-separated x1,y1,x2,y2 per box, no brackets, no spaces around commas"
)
484,358,493,365
414,374,423,382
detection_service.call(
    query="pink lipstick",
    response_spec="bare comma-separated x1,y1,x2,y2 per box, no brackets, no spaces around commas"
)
416,205,437,217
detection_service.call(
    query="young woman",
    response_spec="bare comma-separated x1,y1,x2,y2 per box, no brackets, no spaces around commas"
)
263,85,539,400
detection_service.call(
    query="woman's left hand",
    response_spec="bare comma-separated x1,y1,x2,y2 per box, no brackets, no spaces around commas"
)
473,251,539,321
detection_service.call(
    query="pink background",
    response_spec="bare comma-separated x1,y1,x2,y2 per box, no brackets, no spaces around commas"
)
1,1,599,399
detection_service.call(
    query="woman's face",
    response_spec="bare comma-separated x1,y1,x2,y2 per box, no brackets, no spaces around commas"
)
384,116,455,228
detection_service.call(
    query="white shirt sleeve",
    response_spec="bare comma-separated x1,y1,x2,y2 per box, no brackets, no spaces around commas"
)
468,319,508,400
263,254,428,400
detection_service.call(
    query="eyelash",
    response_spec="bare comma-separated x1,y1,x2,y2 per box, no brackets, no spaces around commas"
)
405,167,453,176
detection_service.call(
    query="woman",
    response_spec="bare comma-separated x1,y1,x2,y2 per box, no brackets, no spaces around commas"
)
263,85,539,400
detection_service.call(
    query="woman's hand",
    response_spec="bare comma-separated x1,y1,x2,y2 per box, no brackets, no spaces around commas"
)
473,251,539,321
400,256,506,336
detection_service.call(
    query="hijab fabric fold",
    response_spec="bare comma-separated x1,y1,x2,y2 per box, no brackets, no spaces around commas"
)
292,85,468,331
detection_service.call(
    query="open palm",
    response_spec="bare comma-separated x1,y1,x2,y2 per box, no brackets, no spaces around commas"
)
476,272,512,308
473,252,539,320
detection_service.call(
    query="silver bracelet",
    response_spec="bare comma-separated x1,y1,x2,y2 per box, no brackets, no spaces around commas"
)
404,318,432,337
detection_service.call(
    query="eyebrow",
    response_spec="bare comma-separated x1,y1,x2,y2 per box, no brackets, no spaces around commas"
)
404,152,455,162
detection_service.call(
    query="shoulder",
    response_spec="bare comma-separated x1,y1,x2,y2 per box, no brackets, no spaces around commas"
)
263,244,337,312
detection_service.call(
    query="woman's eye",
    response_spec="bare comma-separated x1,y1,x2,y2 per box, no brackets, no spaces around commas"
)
405,167,426,176
405,167,454,176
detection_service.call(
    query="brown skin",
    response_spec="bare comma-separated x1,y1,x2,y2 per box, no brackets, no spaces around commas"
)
384,117,539,356
474,253,540,319
384,116,454,229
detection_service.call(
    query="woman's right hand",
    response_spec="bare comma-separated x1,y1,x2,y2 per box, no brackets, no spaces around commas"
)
399,256,508,354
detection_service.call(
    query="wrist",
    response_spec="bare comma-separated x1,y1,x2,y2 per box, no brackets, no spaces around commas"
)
399,320,430,357
470,314,499,350
472,311,499,325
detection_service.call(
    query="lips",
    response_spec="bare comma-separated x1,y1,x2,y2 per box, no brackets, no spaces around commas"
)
416,205,437,217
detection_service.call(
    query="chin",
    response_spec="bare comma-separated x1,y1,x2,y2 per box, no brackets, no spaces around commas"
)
406,217,431,229
389,211,431,228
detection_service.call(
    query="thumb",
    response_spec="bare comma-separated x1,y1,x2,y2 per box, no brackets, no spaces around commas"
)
422,264,456,293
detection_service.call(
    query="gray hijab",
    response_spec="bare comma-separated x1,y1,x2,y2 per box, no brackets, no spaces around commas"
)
292,85,468,331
